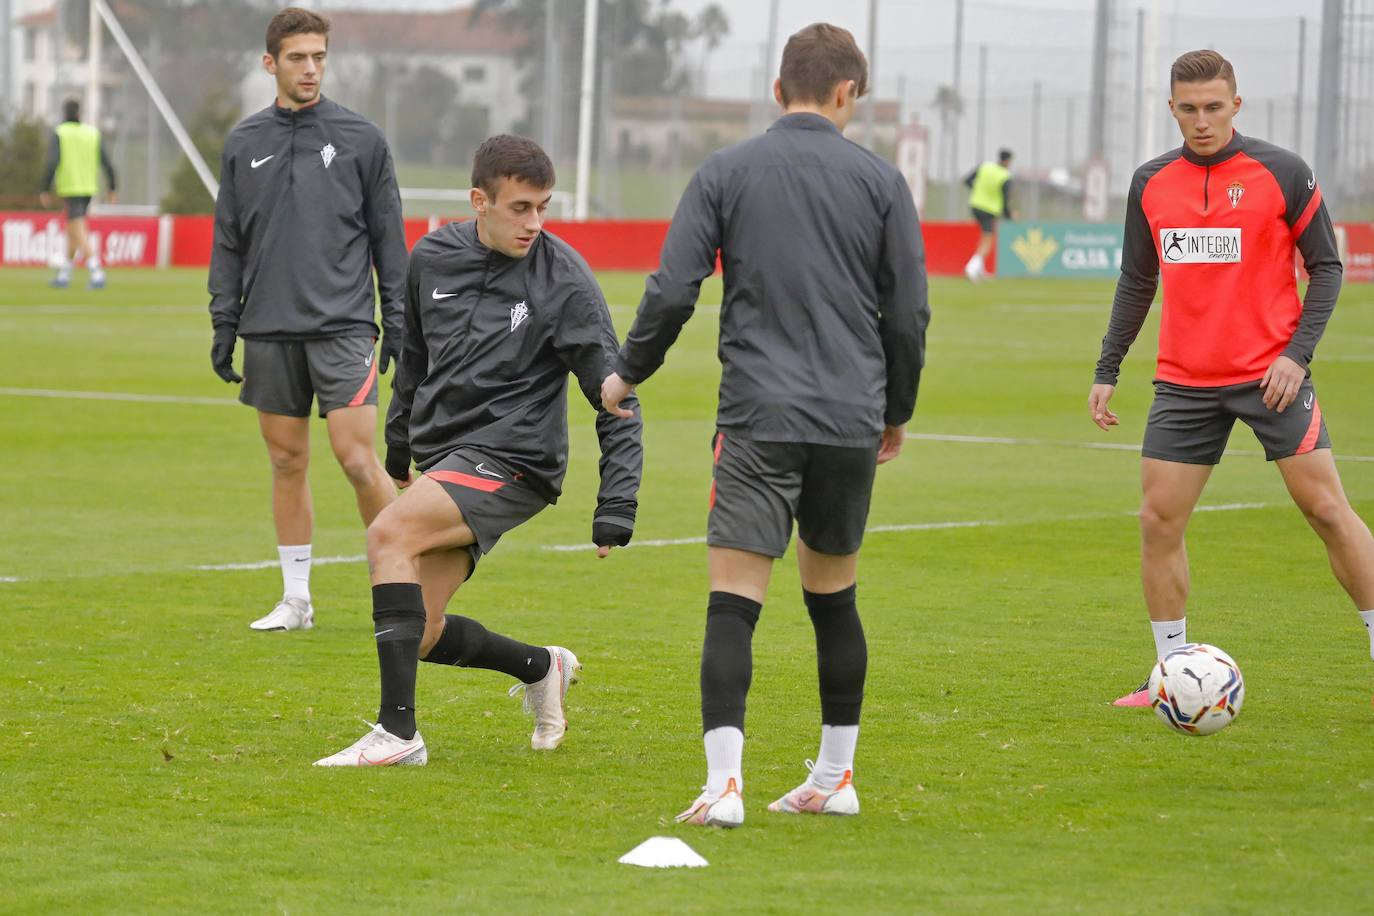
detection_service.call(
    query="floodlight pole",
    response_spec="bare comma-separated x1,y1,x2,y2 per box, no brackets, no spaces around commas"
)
573,0,599,220
87,0,101,127
92,0,217,199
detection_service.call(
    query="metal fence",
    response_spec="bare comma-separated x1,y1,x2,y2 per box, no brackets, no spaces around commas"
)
3,0,1373,221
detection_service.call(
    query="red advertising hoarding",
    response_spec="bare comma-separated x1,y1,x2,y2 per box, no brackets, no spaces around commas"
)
0,212,161,268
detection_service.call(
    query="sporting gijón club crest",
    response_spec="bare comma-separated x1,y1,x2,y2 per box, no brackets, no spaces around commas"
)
1226,180,1245,208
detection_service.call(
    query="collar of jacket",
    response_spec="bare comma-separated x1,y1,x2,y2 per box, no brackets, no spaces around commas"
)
1180,129,1244,167
769,111,842,135
272,96,327,124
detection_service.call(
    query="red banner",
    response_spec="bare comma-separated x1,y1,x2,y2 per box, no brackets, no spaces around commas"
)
0,212,161,267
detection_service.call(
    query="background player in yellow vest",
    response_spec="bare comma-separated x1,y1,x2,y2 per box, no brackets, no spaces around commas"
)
39,99,118,289
963,148,1014,281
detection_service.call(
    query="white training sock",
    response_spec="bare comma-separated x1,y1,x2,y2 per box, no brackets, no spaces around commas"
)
1150,617,1187,660
810,724,858,790
965,253,984,273
278,544,312,602
87,255,102,269
1359,610,1374,660
703,726,743,796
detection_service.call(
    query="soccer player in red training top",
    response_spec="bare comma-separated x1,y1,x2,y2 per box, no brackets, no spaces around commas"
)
603,23,928,825
1090,50,1374,706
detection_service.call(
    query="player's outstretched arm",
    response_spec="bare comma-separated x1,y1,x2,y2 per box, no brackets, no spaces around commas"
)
1088,383,1118,431
557,283,644,559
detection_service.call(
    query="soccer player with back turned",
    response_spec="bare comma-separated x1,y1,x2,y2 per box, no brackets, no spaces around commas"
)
1090,50,1374,706
315,135,643,767
209,8,408,632
603,23,928,826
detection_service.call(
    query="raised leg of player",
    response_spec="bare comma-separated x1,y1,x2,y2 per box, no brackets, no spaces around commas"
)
1276,449,1374,615
769,539,864,816
325,405,395,527
679,547,773,827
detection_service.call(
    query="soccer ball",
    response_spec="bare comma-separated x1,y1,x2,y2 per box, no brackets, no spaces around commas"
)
1147,643,1245,736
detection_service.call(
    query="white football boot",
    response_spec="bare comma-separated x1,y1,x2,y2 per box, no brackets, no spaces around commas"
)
250,596,314,631
768,762,860,815
676,778,745,828
313,722,427,767
508,646,581,750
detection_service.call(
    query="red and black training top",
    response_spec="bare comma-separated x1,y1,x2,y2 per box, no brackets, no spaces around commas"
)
1095,131,1342,388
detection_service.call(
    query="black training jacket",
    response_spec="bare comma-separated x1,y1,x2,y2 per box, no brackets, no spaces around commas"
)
386,220,642,529
208,98,407,341
615,112,930,446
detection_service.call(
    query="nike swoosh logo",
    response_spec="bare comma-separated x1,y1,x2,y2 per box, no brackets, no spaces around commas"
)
474,462,502,479
432,289,458,300
1166,631,1183,639
250,155,274,168
1308,174,1316,190
374,628,394,638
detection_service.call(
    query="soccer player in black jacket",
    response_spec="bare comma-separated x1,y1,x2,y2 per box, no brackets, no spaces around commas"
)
208,8,408,632
603,24,929,825
315,136,643,766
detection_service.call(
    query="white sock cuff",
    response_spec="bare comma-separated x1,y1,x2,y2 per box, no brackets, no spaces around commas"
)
1150,617,1187,660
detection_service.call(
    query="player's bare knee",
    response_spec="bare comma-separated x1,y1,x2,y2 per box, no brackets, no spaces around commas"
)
1301,495,1353,539
335,449,380,489
267,444,308,478
1138,503,1185,542
366,514,409,564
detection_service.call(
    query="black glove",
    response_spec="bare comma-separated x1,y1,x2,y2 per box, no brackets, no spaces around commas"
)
592,520,633,549
385,445,412,482
211,325,242,383
378,332,401,374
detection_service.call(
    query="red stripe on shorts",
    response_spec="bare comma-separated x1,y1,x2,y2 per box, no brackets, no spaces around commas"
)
708,432,724,509
427,470,507,492
1297,401,1323,454
347,357,379,407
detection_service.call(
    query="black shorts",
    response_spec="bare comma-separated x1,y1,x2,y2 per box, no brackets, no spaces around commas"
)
425,448,548,574
1142,379,1331,465
971,208,998,232
707,432,879,558
240,337,379,418
64,196,92,219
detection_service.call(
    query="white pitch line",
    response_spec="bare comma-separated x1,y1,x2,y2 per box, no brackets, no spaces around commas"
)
193,554,366,571
907,431,1374,463
0,387,239,406
0,577,18,583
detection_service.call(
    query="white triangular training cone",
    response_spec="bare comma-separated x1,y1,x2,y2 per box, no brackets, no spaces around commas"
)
618,836,709,868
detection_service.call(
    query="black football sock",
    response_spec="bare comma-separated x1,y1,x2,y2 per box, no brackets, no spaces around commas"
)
373,583,426,740
700,591,762,733
421,614,551,684
805,584,866,725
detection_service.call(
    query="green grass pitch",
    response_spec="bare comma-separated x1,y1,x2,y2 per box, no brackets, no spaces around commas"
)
2,265,1373,912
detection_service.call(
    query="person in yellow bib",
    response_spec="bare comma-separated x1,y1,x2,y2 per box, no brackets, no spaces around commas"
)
962,148,1014,281
39,99,118,289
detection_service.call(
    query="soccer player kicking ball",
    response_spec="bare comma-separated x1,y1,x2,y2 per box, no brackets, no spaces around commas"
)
315,136,643,767
209,8,408,632
602,23,929,825
1091,50,1374,706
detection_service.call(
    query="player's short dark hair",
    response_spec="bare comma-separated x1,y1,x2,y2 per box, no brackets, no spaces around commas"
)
998,148,1013,163
266,7,330,59
471,135,556,199
778,23,868,107
1171,49,1236,94
62,99,80,122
